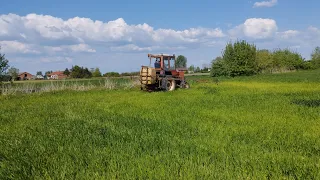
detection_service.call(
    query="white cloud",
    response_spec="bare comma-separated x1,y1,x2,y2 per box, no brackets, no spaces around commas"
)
0,41,40,54
0,13,225,52
110,44,187,52
229,18,278,39
276,30,299,39
0,40,95,56
110,44,153,52
43,43,96,53
1,12,320,72
40,56,73,63
68,44,96,53
253,0,278,8
308,26,320,35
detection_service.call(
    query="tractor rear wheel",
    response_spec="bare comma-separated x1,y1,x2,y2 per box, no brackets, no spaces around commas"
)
167,80,176,91
163,79,176,91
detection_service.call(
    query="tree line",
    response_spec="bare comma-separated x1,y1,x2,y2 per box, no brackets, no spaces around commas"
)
61,66,140,78
210,40,320,77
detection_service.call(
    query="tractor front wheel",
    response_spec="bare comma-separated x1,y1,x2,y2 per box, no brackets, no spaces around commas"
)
184,82,190,89
180,81,190,89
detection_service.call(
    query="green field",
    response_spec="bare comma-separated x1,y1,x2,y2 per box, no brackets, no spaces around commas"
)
1,70,320,179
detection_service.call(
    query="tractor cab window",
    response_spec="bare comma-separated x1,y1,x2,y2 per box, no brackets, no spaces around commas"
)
162,56,175,70
164,58,169,70
154,58,161,68
169,57,175,70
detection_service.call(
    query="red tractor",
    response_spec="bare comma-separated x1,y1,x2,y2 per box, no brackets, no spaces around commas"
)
140,53,190,91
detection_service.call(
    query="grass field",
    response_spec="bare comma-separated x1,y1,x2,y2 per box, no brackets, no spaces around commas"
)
1,77,138,95
1,70,320,179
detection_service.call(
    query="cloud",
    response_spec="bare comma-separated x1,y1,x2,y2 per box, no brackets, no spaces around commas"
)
40,56,73,63
1,12,320,73
0,41,40,54
0,13,225,53
110,44,187,53
276,30,299,39
253,0,278,8
229,18,278,39
66,44,96,53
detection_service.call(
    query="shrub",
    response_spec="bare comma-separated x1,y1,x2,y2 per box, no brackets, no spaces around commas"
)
256,49,273,73
211,57,229,77
211,40,257,77
311,46,320,69
271,48,304,72
103,72,120,77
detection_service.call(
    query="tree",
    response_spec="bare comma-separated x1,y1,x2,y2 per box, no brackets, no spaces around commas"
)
272,48,304,72
70,65,92,78
36,71,43,76
92,68,102,77
0,46,9,76
175,55,187,68
8,67,19,80
256,49,273,73
188,65,195,72
311,46,320,69
83,68,92,78
63,68,70,76
45,71,52,75
222,40,257,77
103,72,120,77
210,56,229,77
0,46,10,83
70,65,82,78
195,66,201,73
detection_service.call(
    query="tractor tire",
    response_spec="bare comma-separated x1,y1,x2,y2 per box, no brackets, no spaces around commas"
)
168,80,176,91
184,82,190,89
180,81,190,89
162,79,176,91
161,78,168,90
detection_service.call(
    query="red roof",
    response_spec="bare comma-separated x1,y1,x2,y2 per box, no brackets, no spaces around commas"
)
19,72,33,76
48,71,65,76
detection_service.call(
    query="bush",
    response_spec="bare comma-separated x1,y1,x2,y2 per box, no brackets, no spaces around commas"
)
211,57,229,77
103,72,120,77
211,40,257,77
271,48,304,72
0,75,12,82
70,65,92,78
120,72,139,76
301,60,315,70
210,40,311,77
256,49,273,73
311,47,320,69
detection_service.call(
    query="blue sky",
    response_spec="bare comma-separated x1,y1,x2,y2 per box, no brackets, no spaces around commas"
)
1,0,320,74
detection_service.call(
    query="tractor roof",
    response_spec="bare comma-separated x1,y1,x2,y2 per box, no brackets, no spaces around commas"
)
148,53,175,58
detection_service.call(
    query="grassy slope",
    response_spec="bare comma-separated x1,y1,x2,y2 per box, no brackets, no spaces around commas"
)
1,70,320,179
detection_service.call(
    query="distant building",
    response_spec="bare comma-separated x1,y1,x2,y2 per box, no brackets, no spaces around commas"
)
47,71,67,80
36,75,44,80
17,72,33,80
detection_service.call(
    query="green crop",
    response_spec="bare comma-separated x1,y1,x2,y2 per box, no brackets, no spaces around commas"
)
0,69,320,179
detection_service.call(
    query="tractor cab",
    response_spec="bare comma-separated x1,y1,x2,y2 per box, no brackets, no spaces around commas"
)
148,54,176,75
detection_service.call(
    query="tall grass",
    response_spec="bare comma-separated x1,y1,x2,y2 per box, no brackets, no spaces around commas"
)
0,70,320,179
0,78,140,95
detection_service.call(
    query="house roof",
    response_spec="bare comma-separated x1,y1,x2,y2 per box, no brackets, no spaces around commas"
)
48,71,65,76
19,72,33,76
